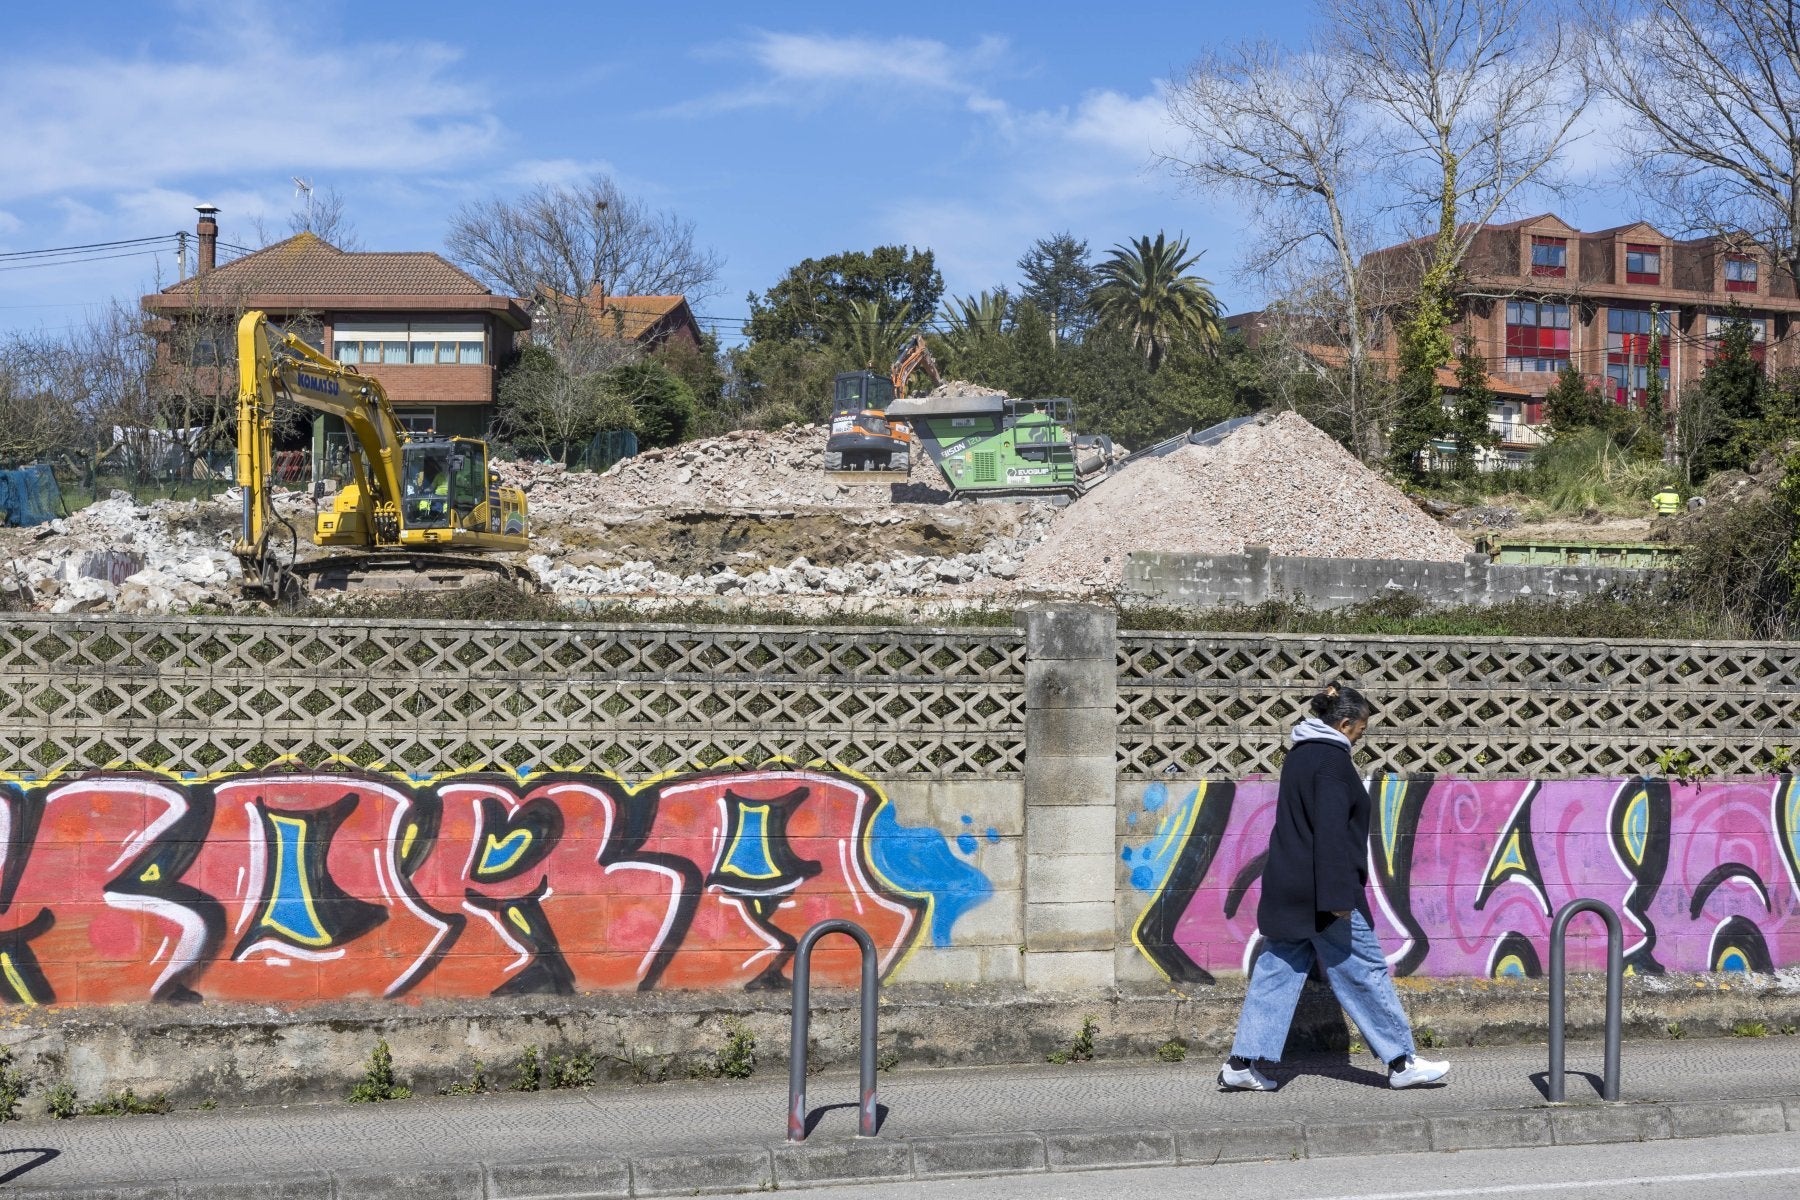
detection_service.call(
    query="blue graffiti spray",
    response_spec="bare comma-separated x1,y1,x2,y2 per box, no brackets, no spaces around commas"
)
870,806,994,948
1122,783,1203,893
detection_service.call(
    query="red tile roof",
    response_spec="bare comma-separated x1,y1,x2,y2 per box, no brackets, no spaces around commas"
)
156,234,493,297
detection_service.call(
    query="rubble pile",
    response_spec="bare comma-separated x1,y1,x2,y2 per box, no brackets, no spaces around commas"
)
1018,412,1471,592
497,423,949,519
527,511,1054,600
1,494,247,613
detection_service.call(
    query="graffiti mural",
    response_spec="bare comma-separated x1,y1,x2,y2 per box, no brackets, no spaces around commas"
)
1127,775,1800,982
0,764,990,1006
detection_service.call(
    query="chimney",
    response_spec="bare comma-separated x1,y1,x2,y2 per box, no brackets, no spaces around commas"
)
195,204,219,274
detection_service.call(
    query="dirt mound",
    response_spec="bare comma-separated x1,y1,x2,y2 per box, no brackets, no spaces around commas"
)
497,424,950,518
1018,411,1470,592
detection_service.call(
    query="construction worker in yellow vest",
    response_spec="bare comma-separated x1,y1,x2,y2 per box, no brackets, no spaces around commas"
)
1652,487,1682,516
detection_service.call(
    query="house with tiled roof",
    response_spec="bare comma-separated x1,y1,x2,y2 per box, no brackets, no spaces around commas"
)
142,208,531,461
529,285,702,351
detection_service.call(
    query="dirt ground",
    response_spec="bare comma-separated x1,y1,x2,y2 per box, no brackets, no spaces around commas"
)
535,502,1038,576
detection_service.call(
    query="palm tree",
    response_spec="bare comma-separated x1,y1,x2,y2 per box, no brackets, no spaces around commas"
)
939,289,1011,361
1089,233,1222,369
833,298,924,373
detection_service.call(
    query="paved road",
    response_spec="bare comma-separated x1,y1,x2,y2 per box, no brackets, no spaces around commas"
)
767,1132,1800,1200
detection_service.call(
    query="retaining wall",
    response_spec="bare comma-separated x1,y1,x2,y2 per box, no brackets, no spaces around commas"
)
1123,546,1648,610
1,611,1798,1102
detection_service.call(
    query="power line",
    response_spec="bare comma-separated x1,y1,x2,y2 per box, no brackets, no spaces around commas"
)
0,234,177,261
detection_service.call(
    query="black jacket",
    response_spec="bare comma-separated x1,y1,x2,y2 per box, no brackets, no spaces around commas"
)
1255,736,1372,941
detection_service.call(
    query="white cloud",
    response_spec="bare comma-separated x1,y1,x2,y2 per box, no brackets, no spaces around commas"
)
669,30,1012,116
0,209,20,237
0,9,502,204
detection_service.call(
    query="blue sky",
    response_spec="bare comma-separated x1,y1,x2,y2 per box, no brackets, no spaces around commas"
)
0,0,1632,343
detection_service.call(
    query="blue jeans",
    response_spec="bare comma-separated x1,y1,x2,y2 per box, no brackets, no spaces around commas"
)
1230,912,1417,1064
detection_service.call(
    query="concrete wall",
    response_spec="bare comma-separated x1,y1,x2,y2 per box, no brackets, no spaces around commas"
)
1124,546,1648,610
7,610,1800,1105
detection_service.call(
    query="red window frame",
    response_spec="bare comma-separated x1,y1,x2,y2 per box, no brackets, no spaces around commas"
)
1625,243,1661,285
1725,255,1758,293
1530,236,1567,277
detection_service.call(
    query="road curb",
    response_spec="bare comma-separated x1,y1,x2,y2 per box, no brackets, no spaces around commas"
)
12,1096,1796,1198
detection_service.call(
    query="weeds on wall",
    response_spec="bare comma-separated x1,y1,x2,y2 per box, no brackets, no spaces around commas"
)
512,1046,542,1092
1046,1016,1099,1065
45,1083,77,1119
1666,1022,1685,1039
0,1049,27,1121
83,1088,172,1117
546,1049,597,1090
1732,1021,1769,1038
440,1061,490,1097
347,1039,411,1104
1155,1038,1188,1063
712,1021,757,1080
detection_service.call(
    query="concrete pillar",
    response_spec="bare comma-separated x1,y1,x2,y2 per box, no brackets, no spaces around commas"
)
1244,544,1272,604
1021,603,1118,991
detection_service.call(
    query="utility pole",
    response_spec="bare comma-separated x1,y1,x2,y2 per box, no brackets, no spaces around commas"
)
176,230,188,281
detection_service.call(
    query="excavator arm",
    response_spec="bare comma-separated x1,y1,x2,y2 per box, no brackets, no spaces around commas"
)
235,310,413,586
890,333,942,399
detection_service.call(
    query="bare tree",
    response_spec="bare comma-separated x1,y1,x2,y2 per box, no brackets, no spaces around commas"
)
1338,0,1587,268
447,174,723,304
1588,0,1800,272
0,333,87,468
1165,41,1389,458
495,298,643,464
250,184,363,250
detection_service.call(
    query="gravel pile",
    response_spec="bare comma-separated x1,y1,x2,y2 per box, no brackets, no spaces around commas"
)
1018,411,1470,592
499,424,949,519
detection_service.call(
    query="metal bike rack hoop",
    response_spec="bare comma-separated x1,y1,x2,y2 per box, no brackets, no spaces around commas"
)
1547,898,1624,1102
787,918,880,1143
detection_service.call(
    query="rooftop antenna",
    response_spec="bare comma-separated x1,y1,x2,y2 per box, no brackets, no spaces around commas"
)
292,177,314,230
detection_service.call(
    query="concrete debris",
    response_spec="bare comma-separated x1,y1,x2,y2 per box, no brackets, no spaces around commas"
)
1017,411,1472,593
923,380,1007,400
0,410,1475,614
494,423,950,518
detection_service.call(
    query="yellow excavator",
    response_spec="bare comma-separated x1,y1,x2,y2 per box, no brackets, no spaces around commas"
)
233,310,532,600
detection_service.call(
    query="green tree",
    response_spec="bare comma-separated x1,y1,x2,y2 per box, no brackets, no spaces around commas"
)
654,333,735,439
1689,312,1769,478
1017,233,1097,343
1089,233,1222,371
1543,365,1607,434
1446,335,1498,478
608,359,696,450
744,246,943,343
940,290,1011,362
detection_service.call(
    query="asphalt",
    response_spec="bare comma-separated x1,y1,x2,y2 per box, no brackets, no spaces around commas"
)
3,1037,1799,1198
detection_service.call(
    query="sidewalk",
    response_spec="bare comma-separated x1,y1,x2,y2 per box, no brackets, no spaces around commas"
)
4,1037,1798,1198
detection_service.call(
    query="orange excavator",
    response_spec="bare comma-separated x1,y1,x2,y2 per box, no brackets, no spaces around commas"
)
823,334,941,478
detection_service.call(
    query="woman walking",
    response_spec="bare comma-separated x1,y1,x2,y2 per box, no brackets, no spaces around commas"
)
1218,683,1450,1092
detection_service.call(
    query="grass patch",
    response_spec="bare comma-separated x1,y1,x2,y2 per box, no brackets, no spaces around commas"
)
712,1021,757,1080
82,1087,172,1117
1155,1038,1188,1064
0,1049,26,1121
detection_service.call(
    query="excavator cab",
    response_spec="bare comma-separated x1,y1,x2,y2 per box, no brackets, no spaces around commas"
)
401,438,489,531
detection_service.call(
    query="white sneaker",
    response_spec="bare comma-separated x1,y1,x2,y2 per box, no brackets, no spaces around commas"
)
1217,1061,1276,1091
1388,1055,1450,1089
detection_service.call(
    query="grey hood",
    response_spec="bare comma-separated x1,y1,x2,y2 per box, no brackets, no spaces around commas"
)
1290,717,1352,752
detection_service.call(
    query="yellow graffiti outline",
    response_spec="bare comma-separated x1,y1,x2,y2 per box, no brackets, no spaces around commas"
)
477,829,534,877
260,814,333,947
1488,830,1528,882
0,952,36,1006
718,803,781,880
1128,781,1208,983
